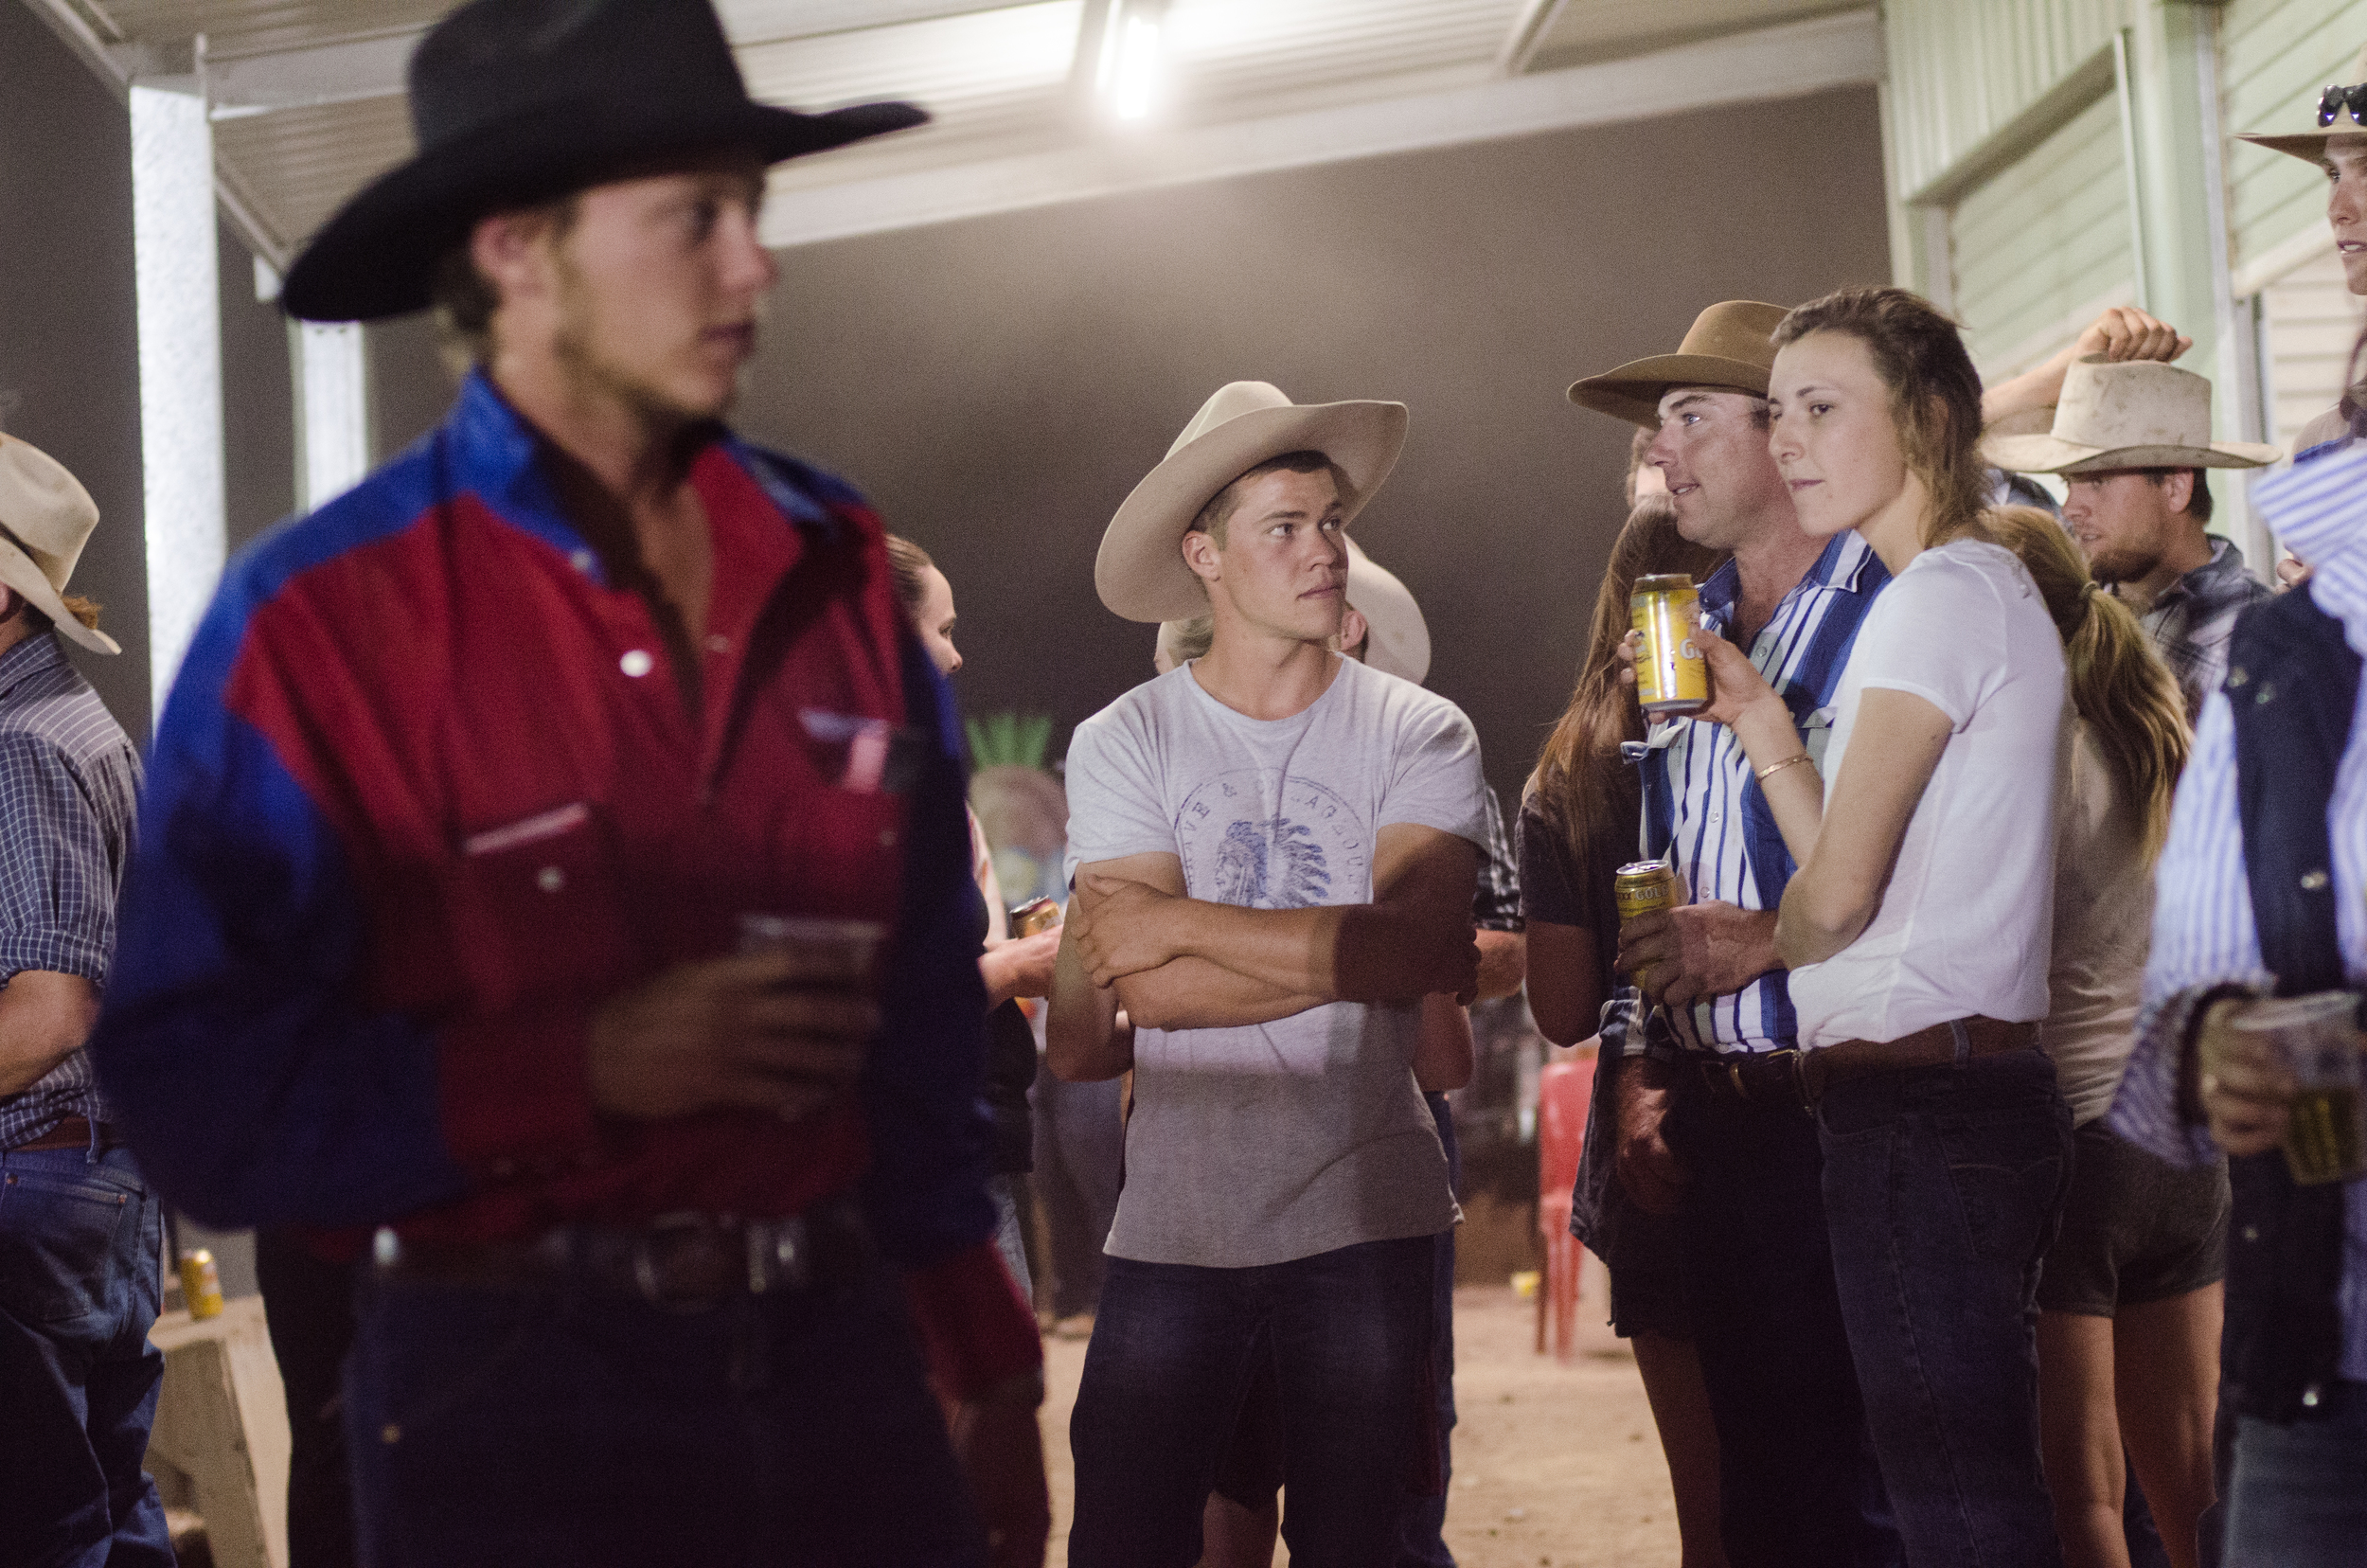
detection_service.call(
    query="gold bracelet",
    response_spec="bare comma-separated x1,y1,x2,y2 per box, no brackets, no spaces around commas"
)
1756,752,1815,783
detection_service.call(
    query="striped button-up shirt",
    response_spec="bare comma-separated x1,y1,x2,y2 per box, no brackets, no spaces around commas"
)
0,631,142,1149
2110,441,2367,1383
1640,531,1888,1055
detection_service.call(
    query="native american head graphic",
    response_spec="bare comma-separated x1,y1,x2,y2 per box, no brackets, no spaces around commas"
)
1211,817,1332,909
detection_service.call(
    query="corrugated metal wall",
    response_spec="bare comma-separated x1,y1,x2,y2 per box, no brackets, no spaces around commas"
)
1949,88,2134,374
1883,0,2131,201
2261,247,2365,449
2220,0,2367,287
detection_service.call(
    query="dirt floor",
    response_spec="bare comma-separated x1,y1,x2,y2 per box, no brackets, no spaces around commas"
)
1039,1271,1685,1567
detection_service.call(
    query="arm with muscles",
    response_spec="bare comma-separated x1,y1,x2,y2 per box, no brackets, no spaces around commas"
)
1074,824,1480,1019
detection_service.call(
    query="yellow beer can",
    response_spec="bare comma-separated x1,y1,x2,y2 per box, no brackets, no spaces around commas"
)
1631,574,1708,717
1614,862,1680,926
179,1249,224,1320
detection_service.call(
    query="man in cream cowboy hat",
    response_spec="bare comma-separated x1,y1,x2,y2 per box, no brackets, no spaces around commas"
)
0,436,160,1559
2240,44,2367,458
88,2,1047,1563
1049,380,1488,1566
1986,358,2280,720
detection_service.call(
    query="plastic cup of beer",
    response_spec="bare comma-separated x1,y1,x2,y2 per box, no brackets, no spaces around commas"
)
736,913,886,980
2230,990,2366,1186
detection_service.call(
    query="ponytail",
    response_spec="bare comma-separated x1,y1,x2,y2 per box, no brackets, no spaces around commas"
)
1986,507,2189,852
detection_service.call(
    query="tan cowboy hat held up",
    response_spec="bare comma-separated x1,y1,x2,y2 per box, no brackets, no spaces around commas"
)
1981,357,2281,475
0,436,116,656
2239,45,2367,164
1567,301,1790,428
1344,538,1431,685
1096,382,1408,623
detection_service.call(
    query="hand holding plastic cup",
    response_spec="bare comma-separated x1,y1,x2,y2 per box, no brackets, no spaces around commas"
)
2229,990,2366,1185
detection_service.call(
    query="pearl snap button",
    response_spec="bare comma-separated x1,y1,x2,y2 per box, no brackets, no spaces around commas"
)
537,866,565,894
620,649,653,678
2302,869,2331,892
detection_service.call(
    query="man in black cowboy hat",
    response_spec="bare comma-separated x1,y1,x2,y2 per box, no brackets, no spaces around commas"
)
90,3,1047,1564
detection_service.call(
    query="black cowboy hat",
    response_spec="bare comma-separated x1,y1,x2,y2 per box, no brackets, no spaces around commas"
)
282,0,928,323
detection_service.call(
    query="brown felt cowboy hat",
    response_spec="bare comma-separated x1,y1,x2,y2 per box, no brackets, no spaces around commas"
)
1981,358,2281,474
1096,382,1407,623
1567,301,1790,428
2239,45,2367,164
0,436,117,655
281,0,927,323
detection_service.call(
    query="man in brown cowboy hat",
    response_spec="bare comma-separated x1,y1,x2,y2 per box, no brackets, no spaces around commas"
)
1570,299,1908,1567
1985,358,2280,720
0,436,160,1561
89,3,1045,1564
2241,44,2367,458
1048,379,1486,1566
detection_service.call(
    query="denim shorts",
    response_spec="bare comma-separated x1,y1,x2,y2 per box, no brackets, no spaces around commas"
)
2037,1119,2229,1317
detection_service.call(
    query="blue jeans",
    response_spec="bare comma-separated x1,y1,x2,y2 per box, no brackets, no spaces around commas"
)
1070,1234,1436,1568
346,1260,981,1567
1818,1048,2073,1568
1396,1093,1459,1567
0,1141,173,1566
2220,1382,2367,1566
1663,1079,1903,1568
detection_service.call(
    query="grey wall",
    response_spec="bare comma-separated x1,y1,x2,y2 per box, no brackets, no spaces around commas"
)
0,0,148,737
738,86,1895,799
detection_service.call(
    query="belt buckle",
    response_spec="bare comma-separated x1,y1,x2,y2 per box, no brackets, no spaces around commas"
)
632,1212,738,1312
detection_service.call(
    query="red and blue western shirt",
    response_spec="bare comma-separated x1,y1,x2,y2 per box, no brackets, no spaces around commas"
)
93,372,1037,1394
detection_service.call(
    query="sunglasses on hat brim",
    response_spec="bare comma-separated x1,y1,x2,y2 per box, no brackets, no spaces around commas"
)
2320,82,2367,127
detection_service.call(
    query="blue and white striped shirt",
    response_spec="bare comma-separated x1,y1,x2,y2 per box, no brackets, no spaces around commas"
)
2110,441,2367,1382
1641,530,1888,1055
0,631,142,1149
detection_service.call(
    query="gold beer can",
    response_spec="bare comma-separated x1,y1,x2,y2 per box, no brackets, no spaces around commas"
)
1010,897,1060,938
1614,862,1679,925
1631,574,1708,717
179,1249,224,1320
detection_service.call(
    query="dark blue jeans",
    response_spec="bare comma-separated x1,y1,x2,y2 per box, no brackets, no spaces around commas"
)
1818,1047,2073,1568
346,1261,982,1567
1664,1080,1904,1568
0,1141,173,1566
1069,1234,1436,1568
2221,1382,2367,1566
1395,1094,1459,1568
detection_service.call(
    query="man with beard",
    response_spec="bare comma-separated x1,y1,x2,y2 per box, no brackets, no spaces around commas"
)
88,3,1044,1562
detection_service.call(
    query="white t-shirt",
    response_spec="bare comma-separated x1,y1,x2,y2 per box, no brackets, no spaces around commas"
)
2045,718,2151,1124
1789,537,2069,1049
1062,654,1486,1268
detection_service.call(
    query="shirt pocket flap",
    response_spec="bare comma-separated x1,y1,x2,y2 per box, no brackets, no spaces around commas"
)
447,803,633,1007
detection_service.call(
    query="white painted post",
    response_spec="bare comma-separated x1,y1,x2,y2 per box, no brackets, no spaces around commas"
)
295,323,370,511
130,83,225,721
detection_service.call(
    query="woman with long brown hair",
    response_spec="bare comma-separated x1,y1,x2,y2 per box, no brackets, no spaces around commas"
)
1520,490,1730,1567
1985,506,2223,1568
1682,285,2073,1567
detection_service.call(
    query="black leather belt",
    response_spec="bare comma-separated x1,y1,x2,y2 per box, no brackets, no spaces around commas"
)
371,1203,875,1312
1685,1018,2042,1112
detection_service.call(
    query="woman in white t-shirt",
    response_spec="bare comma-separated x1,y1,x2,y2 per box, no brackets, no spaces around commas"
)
1682,286,2073,1568
1985,506,2225,1568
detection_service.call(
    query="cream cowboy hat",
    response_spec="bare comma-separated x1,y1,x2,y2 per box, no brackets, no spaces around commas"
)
1344,538,1431,685
1095,381,1407,623
2239,45,2367,164
1981,357,2281,474
1567,301,1790,428
0,436,117,655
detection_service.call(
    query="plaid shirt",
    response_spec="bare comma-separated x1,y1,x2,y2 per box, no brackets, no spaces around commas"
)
0,631,141,1149
2123,537,2271,722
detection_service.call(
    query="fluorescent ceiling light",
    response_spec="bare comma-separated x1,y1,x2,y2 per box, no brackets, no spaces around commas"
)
1110,10,1164,120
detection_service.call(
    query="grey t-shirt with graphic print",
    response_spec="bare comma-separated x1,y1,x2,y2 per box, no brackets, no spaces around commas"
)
1062,654,1486,1268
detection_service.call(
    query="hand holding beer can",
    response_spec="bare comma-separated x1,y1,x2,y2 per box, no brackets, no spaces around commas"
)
1631,575,1708,718
2229,991,2367,1185
1615,861,1680,993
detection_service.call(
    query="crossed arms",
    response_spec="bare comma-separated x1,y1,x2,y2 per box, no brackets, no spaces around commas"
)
1044,823,1480,1082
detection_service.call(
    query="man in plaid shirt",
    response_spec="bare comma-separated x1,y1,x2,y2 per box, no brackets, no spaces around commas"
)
0,436,161,1560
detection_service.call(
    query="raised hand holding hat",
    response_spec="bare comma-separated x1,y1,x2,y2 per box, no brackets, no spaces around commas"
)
1981,358,2280,475
1096,382,1407,623
0,435,116,656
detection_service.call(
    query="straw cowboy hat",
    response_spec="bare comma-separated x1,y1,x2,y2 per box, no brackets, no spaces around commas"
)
1344,538,1431,684
1981,357,2281,474
1567,301,1791,428
281,0,926,323
2239,44,2367,164
0,435,116,656
1095,382,1408,623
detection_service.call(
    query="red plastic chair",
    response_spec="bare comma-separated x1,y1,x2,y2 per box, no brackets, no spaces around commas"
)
1535,1054,1596,1363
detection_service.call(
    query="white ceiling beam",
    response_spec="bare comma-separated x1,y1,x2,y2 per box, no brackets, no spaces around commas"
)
762,7,1883,250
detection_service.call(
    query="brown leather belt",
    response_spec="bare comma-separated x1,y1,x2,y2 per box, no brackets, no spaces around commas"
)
9,1115,116,1152
1690,1017,2040,1111
371,1203,875,1312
